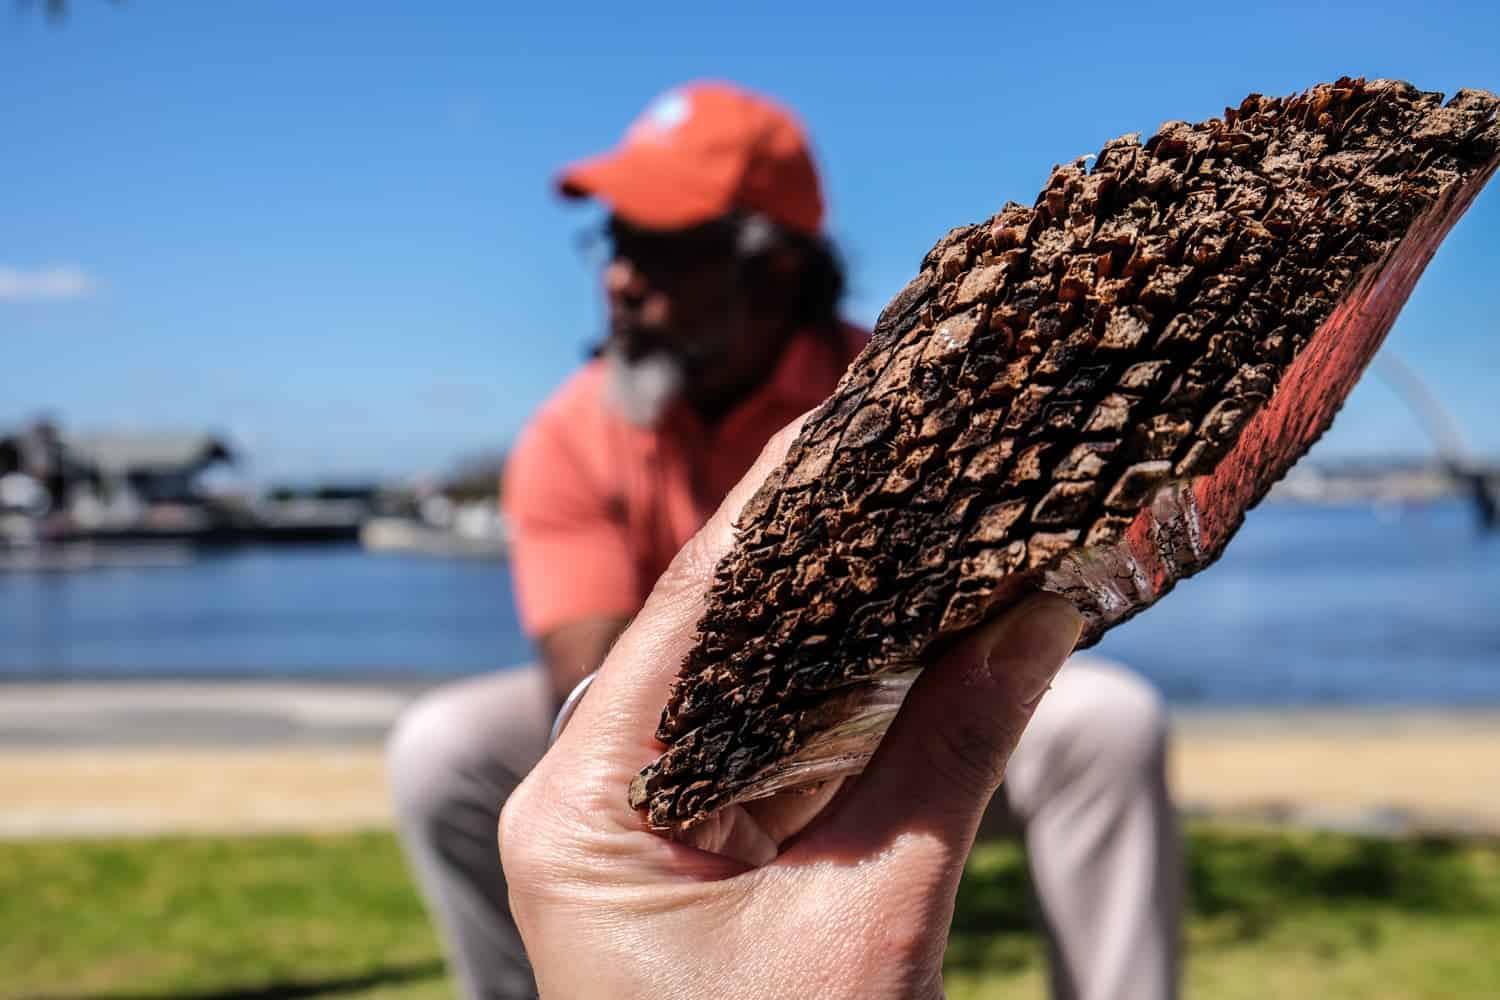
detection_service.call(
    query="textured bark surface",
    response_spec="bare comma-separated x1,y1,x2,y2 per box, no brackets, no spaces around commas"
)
631,79,1500,829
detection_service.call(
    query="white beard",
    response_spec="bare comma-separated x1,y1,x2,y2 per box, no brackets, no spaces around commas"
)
604,344,685,427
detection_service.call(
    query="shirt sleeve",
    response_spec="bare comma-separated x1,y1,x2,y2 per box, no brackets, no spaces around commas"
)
502,410,639,638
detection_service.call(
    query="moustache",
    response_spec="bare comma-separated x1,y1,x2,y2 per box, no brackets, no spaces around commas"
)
596,328,722,374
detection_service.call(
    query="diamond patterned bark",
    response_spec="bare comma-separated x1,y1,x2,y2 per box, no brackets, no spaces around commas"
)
630,79,1500,829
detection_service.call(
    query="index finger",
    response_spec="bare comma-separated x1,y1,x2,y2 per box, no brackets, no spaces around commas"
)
544,414,811,787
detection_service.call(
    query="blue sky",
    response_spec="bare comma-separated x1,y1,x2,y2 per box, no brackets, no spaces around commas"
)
3,1,1497,481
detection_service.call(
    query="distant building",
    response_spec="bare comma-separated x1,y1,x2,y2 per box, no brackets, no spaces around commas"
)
0,421,81,507
0,423,234,511
62,432,235,505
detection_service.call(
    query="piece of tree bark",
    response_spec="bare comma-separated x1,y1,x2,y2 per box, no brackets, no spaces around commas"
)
631,78,1500,830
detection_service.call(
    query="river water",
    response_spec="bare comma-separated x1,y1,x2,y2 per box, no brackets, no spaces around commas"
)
1,502,1495,705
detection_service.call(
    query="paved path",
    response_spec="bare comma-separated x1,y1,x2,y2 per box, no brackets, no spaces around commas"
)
0,681,422,747
3,681,1499,838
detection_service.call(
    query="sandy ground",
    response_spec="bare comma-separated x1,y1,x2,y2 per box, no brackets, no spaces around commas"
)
1170,710,1500,835
2,682,1498,838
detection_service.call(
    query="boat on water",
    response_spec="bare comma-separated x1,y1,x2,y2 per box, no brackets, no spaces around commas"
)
359,514,508,560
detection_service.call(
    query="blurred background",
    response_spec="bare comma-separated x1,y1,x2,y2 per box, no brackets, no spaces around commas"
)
2,2,1497,999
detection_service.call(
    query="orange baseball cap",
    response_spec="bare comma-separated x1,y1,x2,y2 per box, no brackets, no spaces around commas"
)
556,81,824,235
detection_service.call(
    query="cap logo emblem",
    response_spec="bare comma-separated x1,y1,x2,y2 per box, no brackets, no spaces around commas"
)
629,91,690,145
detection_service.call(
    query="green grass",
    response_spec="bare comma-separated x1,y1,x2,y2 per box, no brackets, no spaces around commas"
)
948,829,1500,999
2,827,1498,999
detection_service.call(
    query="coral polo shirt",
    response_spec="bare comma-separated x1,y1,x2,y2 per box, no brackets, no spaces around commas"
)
504,326,866,638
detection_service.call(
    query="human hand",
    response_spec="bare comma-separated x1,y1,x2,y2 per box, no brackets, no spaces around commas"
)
498,418,1084,1000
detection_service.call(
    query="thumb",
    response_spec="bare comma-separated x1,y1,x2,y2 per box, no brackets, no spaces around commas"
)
823,593,1083,849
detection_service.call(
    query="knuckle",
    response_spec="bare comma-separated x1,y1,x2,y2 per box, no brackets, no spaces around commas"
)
921,717,1007,794
496,787,529,869
496,776,553,887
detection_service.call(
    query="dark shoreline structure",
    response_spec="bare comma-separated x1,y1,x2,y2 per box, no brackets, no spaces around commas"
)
631,79,1500,830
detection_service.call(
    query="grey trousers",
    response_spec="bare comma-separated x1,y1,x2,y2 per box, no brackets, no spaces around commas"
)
386,657,1182,1000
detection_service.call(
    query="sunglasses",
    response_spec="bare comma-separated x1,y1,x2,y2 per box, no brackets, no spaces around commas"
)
575,216,744,278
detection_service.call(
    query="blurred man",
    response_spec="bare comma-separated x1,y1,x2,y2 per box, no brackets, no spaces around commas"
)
387,81,1181,1000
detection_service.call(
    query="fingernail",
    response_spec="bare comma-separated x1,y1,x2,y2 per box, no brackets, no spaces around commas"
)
985,593,1084,705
